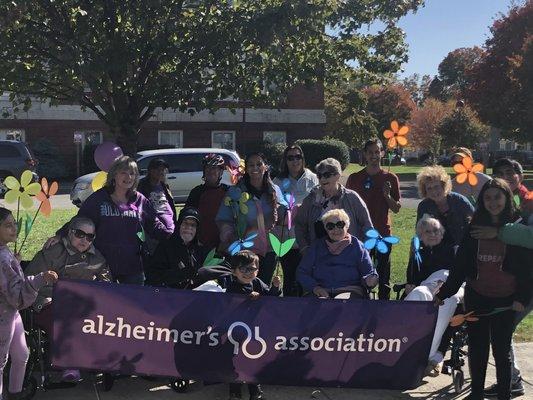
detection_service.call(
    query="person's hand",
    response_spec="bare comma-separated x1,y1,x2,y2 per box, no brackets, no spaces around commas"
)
512,301,525,312
249,291,260,299
313,286,329,298
470,225,498,240
405,284,416,295
364,275,378,288
272,276,281,288
43,271,58,285
43,235,60,250
14,253,22,263
383,181,392,198
434,296,444,307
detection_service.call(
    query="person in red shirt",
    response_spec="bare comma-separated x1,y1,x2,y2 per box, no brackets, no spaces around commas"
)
346,138,401,299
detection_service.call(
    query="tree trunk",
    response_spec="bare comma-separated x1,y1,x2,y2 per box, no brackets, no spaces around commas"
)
113,124,139,157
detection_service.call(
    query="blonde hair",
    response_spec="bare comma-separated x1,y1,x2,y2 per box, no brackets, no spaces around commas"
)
321,208,350,228
416,214,445,237
417,165,452,198
105,156,139,195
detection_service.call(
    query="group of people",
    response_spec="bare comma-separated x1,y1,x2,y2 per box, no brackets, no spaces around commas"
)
0,139,531,400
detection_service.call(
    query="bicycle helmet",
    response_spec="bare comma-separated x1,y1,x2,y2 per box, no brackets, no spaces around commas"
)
203,153,225,169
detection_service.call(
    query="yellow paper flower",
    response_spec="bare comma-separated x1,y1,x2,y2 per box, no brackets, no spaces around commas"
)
239,192,250,214
4,170,41,209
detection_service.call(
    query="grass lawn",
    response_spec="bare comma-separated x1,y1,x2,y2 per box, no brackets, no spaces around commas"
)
8,207,532,342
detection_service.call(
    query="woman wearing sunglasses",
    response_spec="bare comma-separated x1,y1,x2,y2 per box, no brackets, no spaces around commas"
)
272,145,318,296
295,158,373,256
25,217,109,382
297,209,378,299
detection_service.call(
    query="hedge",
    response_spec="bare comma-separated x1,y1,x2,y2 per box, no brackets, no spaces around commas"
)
295,138,350,171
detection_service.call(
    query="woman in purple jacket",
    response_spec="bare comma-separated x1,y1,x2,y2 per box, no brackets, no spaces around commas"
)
47,156,174,284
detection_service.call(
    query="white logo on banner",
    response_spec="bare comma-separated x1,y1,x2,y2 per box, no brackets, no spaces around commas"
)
227,321,267,359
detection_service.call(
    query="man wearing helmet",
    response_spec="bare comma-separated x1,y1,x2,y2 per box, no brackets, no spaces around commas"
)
185,153,229,250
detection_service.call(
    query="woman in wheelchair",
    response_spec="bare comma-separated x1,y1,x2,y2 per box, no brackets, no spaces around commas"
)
25,217,109,383
404,214,463,376
0,207,58,400
296,209,378,299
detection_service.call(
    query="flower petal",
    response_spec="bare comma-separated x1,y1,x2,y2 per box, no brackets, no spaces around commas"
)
397,136,408,146
383,130,395,139
41,177,49,194
36,192,47,202
387,137,397,149
468,173,478,186
398,126,409,135
454,164,467,174
390,120,399,132
462,157,473,170
456,173,467,184
20,193,34,209
39,200,52,217
21,170,34,187
471,163,484,173
25,182,41,196
4,190,20,204
4,176,20,190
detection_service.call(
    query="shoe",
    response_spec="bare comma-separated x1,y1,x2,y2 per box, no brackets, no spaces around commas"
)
228,394,242,400
484,378,525,398
61,369,81,382
424,360,443,377
249,384,264,400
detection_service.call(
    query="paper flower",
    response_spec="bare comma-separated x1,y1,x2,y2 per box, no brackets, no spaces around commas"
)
269,233,296,258
4,170,41,209
92,171,107,191
227,159,245,185
35,177,58,217
228,232,258,255
203,248,224,267
224,188,250,215
364,228,400,254
412,236,422,267
278,178,296,229
383,121,409,149
453,156,484,186
450,311,479,327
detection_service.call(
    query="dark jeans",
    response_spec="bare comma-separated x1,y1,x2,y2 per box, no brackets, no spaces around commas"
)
229,382,262,397
113,272,146,285
257,252,277,286
465,287,515,400
370,247,391,300
279,249,302,297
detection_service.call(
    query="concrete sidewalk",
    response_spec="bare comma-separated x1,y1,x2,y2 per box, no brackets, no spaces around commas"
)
31,343,532,399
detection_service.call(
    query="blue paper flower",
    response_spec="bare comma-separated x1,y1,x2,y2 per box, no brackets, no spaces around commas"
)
412,235,422,267
364,228,399,254
228,232,258,255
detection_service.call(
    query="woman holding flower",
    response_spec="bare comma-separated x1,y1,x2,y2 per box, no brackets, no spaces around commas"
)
216,153,283,285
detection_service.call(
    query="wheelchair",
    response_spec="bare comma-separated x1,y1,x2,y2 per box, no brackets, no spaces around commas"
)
392,283,468,395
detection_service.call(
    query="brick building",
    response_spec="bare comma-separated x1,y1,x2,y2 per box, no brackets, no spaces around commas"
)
0,85,325,175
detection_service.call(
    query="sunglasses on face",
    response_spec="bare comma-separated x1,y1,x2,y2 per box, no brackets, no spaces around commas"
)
317,171,336,180
287,154,303,162
71,229,96,242
238,266,258,274
325,221,346,231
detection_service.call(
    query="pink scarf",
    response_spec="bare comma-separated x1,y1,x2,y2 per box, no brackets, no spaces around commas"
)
325,234,352,255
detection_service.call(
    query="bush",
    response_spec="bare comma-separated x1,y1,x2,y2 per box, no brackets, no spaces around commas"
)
295,138,350,171
32,139,68,179
243,141,285,177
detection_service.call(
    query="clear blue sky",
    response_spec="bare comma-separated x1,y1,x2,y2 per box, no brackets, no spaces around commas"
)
398,0,516,78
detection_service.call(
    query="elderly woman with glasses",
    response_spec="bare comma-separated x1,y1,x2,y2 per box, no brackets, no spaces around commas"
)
416,165,474,246
295,158,373,255
296,209,378,299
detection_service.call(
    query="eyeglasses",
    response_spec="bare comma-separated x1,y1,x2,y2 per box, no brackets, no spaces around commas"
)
237,266,258,274
325,221,346,231
287,154,303,162
317,171,336,179
71,229,96,242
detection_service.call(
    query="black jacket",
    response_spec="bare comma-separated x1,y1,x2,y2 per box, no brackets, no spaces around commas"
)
137,177,177,223
406,241,456,285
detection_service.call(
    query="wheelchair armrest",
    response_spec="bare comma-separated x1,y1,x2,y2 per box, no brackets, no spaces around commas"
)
393,283,407,293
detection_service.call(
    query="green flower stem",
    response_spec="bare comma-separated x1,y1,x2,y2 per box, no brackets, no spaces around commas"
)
17,202,42,255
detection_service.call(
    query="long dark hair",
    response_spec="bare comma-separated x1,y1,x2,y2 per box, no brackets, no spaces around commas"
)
472,178,517,226
278,144,306,179
243,152,278,223
0,207,12,224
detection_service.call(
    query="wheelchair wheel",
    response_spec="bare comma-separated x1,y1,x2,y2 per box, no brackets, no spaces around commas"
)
22,376,38,399
453,369,464,394
170,378,189,393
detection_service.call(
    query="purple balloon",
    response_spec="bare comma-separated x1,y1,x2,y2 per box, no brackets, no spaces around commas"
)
94,142,123,172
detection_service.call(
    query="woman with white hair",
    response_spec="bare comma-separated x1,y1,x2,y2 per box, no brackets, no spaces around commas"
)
405,214,463,376
295,158,373,255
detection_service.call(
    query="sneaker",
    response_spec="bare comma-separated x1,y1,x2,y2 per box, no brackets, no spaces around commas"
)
61,369,81,382
484,378,525,398
484,383,498,397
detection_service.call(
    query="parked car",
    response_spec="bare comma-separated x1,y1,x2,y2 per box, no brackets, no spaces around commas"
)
0,140,39,196
70,148,241,206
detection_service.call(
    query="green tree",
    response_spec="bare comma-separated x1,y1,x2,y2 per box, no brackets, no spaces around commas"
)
437,105,490,151
401,73,432,106
0,0,423,154
436,47,484,100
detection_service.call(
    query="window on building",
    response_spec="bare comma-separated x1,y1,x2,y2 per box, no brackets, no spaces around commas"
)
74,130,103,149
212,131,235,150
263,131,286,145
0,129,25,141
158,130,183,148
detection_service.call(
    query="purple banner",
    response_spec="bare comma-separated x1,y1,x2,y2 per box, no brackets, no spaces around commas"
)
52,280,437,389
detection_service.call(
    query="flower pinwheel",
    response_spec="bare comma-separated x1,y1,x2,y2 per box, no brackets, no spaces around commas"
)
383,121,409,149
228,232,258,255
4,170,41,209
227,159,245,185
412,236,422,267
364,228,400,254
278,178,296,229
35,177,58,217
453,156,484,186
224,187,250,215
450,311,479,327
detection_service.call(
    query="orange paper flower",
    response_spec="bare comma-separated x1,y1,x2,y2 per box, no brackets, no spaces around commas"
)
453,156,484,186
35,177,58,217
383,120,409,149
450,311,479,327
